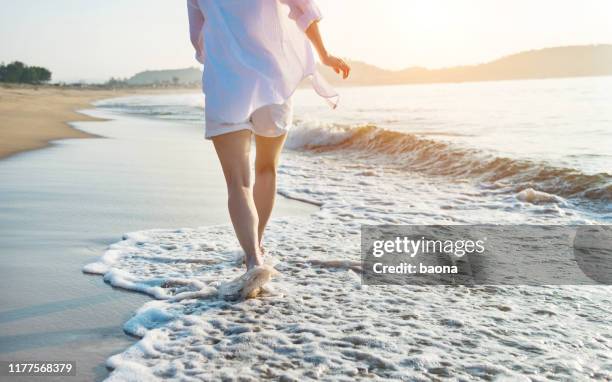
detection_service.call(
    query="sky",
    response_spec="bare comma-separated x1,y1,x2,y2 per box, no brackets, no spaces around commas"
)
1,0,611,82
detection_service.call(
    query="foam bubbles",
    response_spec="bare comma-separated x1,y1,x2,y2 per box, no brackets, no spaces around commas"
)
85,149,609,380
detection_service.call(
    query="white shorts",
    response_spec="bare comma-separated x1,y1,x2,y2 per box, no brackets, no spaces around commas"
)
205,98,293,139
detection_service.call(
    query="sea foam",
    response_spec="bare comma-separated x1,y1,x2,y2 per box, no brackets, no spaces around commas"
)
85,148,610,380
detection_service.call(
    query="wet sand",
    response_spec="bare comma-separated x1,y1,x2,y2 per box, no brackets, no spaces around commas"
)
0,106,317,381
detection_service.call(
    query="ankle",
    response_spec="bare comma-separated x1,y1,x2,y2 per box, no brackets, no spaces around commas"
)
246,253,263,270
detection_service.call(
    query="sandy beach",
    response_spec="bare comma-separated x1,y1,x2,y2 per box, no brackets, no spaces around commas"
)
0,86,111,159
0,85,201,160
0,92,317,381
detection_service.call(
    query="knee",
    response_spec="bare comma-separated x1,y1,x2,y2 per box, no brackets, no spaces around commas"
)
225,171,251,196
255,162,277,179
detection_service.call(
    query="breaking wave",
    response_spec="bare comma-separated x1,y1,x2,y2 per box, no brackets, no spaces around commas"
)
287,122,612,202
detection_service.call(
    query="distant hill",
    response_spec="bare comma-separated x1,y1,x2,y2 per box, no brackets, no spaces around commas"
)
319,45,612,86
126,45,612,87
127,67,202,86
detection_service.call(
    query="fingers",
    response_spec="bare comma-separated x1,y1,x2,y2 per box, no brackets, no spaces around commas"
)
338,59,350,79
326,56,351,79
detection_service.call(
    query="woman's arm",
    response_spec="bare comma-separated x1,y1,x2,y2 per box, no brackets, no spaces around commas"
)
281,0,350,79
305,22,350,79
187,0,205,64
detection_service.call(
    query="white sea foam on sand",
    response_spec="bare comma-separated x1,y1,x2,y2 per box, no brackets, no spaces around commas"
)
85,147,611,381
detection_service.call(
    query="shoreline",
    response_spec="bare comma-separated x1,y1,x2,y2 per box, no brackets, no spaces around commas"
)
0,85,198,161
1,82,609,380
0,96,318,381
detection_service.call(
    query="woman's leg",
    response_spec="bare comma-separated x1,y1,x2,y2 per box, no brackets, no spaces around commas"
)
253,133,288,247
212,130,263,270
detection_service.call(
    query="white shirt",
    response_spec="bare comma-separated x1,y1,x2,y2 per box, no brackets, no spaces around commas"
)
187,0,338,124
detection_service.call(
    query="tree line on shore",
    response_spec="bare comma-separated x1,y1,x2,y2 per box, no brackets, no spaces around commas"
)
0,61,52,84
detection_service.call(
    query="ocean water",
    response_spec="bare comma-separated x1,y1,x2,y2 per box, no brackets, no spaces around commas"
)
89,77,611,380
100,77,612,213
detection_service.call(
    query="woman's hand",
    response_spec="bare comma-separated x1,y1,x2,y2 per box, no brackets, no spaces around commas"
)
321,54,350,79
305,22,350,80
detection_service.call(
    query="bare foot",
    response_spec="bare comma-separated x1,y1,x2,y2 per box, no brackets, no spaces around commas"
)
219,264,279,300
